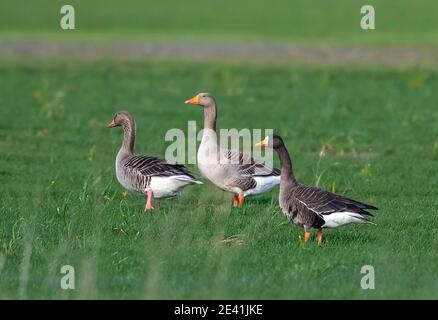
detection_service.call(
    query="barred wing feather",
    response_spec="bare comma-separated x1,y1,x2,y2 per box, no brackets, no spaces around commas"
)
124,155,197,180
292,185,378,217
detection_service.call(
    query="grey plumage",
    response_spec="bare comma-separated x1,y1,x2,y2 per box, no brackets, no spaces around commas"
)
281,184,377,229
225,149,280,191
186,92,281,204
260,134,378,242
108,111,201,206
119,154,200,195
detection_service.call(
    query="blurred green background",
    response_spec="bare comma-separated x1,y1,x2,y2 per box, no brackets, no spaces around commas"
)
0,0,437,46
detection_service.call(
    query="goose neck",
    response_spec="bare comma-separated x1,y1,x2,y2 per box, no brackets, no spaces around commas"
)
203,101,217,131
276,144,298,187
120,118,135,155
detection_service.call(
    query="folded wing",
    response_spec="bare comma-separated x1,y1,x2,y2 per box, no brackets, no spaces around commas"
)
292,185,378,217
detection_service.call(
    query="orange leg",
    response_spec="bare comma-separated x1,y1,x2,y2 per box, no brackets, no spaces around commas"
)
232,194,239,207
317,228,323,245
304,231,311,243
238,194,245,207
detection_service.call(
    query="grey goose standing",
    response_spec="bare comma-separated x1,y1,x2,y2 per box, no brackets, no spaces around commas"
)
108,111,202,211
256,134,378,244
185,93,280,207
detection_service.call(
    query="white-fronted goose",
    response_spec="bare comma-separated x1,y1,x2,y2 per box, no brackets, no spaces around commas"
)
185,93,280,207
108,111,202,211
256,134,378,244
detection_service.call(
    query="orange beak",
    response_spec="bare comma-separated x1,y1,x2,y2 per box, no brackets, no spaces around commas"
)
107,119,117,128
185,95,200,105
255,137,268,148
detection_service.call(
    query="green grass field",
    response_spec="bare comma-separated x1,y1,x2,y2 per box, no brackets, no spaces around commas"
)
1,0,438,46
0,61,437,299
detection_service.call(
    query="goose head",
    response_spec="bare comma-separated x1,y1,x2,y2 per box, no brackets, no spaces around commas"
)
255,134,284,150
107,111,133,128
185,92,215,108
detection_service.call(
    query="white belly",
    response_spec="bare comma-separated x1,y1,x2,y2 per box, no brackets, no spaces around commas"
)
149,176,193,198
244,175,280,197
322,212,371,228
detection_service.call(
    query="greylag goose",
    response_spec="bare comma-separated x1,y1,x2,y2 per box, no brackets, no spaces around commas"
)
256,134,378,244
185,93,280,207
108,111,202,211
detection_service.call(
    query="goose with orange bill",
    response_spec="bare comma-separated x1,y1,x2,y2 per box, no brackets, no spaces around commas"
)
256,134,378,244
185,93,280,207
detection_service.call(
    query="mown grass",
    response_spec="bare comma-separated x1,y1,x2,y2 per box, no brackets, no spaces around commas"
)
0,61,437,299
1,0,438,46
